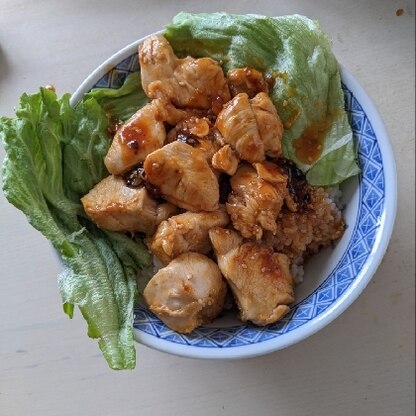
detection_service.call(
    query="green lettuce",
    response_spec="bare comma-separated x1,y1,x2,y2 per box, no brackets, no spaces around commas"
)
85,72,148,122
164,12,360,185
1,88,150,369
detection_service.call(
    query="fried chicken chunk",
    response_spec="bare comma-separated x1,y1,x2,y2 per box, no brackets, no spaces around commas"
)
215,93,265,163
139,34,230,110
226,162,287,240
227,67,270,98
251,92,283,158
215,91,283,162
149,208,229,265
166,116,223,163
144,141,219,212
81,175,170,235
104,99,166,175
209,227,294,326
211,144,239,176
143,252,227,333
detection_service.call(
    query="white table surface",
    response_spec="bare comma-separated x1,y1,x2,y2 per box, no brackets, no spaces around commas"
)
0,1,414,415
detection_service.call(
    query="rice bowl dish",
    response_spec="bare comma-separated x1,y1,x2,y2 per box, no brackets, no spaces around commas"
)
1,13,396,366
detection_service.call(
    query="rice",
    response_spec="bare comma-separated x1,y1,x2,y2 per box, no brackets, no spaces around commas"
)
264,185,345,284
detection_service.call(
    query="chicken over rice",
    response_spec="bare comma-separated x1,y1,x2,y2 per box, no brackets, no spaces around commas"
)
81,35,345,333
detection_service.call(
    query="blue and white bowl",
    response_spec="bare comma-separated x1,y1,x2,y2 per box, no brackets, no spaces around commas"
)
71,34,397,359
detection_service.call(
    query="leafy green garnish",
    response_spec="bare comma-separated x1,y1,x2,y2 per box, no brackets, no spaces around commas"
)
165,12,360,185
1,88,150,369
85,72,148,122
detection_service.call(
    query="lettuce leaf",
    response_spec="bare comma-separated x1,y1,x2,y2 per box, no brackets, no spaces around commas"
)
165,12,360,185
85,72,148,122
0,88,150,369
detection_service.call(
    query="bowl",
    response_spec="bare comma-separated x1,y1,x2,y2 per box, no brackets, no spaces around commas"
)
71,33,397,359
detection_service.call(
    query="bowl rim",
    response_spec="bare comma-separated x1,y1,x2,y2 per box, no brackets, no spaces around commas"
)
71,33,397,359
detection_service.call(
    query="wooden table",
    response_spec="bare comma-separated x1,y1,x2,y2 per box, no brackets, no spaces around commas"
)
0,1,414,415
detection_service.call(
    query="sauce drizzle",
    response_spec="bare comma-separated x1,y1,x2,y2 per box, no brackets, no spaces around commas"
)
293,115,334,164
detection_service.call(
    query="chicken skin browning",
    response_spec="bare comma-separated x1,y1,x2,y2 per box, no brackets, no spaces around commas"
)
149,208,230,265
81,175,165,235
139,35,230,110
143,252,227,333
226,162,288,240
209,227,294,325
144,141,219,212
104,99,166,175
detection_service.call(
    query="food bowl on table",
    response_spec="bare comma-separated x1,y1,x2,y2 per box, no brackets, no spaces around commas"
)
70,28,397,359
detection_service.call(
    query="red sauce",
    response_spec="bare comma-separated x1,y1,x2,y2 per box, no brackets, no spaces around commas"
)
276,158,310,211
283,107,302,129
106,115,122,137
293,116,334,164
118,120,151,163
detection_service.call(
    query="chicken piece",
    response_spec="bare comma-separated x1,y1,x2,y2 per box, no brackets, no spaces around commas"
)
226,162,287,240
253,160,287,189
143,252,227,333
251,92,284,158
209,227,294,325
211,144,239,176
144,141,219,212
156,100,196,126
215,93,265,163
155,202,180,225
178,116,211,138
139,35,230,110
149,208,229,265
81,175,163,235
166,116,223,163
104,99,166,175
139,34,177,94
215,91,284,162
227,67,270,98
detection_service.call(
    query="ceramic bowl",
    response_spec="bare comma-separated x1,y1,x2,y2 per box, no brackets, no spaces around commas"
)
71,34,397,359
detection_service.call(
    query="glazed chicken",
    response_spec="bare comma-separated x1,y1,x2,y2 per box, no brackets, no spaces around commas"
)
215,92,284,162
211,144,239,176
82,35,345,335
143,252,227,333
104,99,166,175
226,162,288,240
139,34,230,110
227,67,270,98
81,175,175,235
250,92,284,158
166,116,223,163
209,227,294,325
149,208,230,265
215,92,265,163
143,141,219,212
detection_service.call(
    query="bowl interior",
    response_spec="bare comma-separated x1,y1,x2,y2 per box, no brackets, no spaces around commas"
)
72,38,396,358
